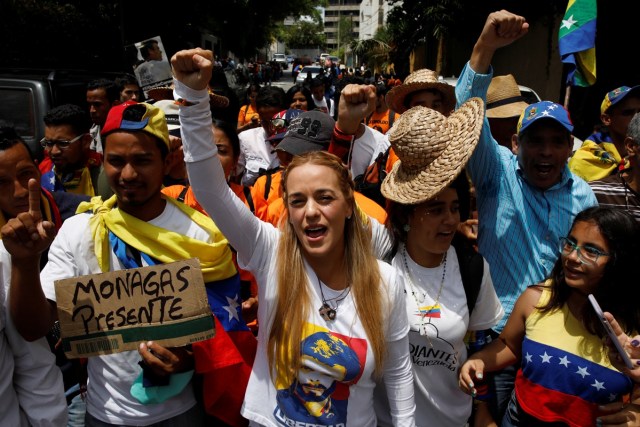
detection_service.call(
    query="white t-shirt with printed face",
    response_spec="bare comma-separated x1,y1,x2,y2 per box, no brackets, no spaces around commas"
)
40,203,212,426
375,245,504,427
238,225,409,427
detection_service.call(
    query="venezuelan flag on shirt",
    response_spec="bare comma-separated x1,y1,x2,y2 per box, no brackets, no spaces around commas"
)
559,0,597,86
515,335,632,427
415,303,442,319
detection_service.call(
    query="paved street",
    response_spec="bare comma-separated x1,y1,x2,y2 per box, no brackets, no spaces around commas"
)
226,68,294,94
270,69,295,92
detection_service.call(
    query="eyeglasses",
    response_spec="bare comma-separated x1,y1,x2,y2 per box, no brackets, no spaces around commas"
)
40,133,85,150
558,237,611,266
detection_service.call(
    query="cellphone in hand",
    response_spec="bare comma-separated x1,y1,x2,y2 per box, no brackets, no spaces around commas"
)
587,294,634,370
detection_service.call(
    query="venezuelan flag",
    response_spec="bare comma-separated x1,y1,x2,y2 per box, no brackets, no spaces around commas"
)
559,0,597,86
514,337,632,426
415,304,442,319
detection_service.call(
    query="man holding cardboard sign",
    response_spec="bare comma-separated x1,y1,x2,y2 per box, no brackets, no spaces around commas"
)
2,101,250,426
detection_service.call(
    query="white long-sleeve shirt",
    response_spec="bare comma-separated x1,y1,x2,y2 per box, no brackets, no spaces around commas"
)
176,80,416,427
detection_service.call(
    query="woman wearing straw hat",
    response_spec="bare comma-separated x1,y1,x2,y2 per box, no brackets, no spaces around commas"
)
373,102,504,427
172,48,416,427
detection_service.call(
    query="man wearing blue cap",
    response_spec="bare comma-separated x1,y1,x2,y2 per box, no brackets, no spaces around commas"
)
454,10,597,423
590,112,640,223
569,85,640,181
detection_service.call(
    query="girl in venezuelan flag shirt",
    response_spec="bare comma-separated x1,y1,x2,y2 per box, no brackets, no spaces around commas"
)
459,206,640,426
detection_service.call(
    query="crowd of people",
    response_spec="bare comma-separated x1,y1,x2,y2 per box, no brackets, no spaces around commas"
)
1,8,640,427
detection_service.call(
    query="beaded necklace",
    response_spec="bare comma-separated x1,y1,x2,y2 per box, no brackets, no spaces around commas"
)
402,246,447,345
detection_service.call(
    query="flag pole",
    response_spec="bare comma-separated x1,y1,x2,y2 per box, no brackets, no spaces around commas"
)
563,84,572,109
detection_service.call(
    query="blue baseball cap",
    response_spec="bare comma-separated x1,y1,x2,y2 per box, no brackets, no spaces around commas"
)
517,101,573,136
600,86,640,114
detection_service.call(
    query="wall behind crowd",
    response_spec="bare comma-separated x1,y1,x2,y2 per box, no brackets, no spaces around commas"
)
442,2,640,141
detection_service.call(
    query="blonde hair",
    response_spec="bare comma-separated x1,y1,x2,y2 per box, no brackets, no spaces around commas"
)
268,151,387,385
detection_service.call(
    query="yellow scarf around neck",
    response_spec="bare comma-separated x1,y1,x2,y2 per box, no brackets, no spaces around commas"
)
76,195,236,282
57,166,95,196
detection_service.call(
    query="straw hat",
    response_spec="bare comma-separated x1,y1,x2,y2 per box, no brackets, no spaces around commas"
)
486,74,529,119
147,86,174,102
385,69,455,114
381,98,484,205
147,85,229,109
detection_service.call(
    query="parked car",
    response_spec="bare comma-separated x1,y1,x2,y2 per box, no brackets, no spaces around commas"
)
327,56,340,66
295,65,324,85
286,55,296,64
0,68,124,161
272,53,288,70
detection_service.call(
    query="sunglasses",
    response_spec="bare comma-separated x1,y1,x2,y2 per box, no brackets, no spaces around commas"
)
40,133,86,150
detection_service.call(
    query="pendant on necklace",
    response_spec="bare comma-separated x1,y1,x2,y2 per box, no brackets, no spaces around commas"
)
419,323,428,336
418,315,429,336
319,303,337,321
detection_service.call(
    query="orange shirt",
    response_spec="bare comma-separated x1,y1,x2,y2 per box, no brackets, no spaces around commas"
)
250,170,283,222
366,109,397,135
264,190,387,227
237,104,259,127
386,147,399,173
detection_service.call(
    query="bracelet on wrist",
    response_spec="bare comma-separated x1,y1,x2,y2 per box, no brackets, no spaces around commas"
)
334,124,356,137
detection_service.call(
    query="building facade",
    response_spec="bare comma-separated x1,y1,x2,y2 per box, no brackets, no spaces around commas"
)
359,0,394,40
324,0,361,51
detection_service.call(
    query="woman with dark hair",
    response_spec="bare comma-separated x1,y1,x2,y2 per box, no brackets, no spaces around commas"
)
285,84,314,111
237,83,261,133
162,119,244,211
374,103,503,427
459,206,640,426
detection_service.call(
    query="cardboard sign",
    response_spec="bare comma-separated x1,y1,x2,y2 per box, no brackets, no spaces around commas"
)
55,258,215,358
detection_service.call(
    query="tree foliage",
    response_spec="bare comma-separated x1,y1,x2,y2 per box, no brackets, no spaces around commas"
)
351,26,392,74
386,0,462,77
385,0,563,78
282,16,326,49
0,0,324,70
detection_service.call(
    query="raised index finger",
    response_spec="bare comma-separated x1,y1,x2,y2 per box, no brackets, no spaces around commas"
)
27,178,42,222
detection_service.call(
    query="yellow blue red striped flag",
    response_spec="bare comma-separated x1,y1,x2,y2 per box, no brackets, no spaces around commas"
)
558,0,597,87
